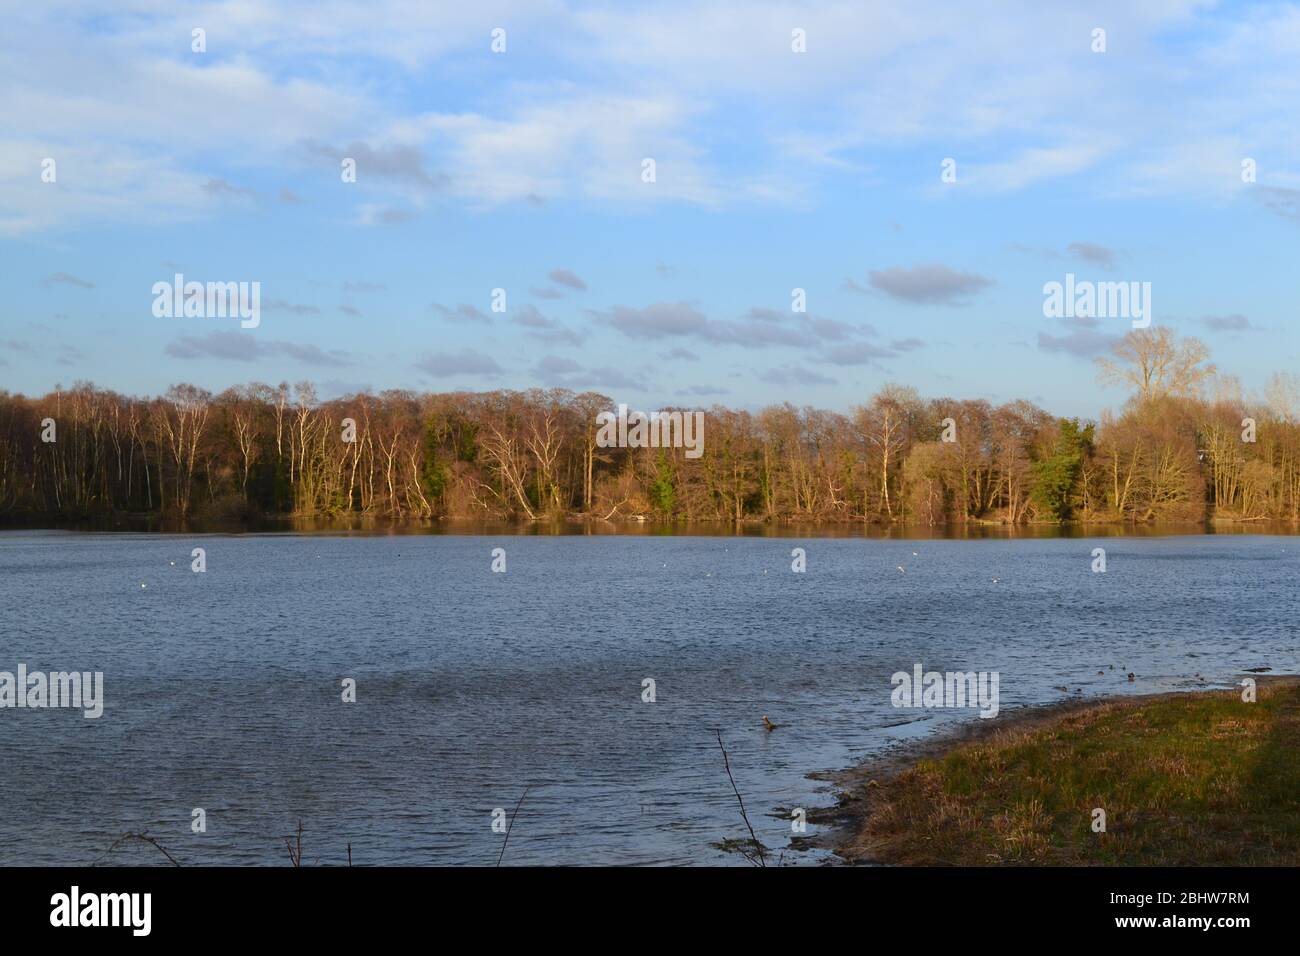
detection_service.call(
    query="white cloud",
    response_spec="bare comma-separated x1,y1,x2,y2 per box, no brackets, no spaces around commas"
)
4,0,1300,233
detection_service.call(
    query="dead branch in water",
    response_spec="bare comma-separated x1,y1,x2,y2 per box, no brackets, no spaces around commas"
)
284,819,304,867
495,787,530,867
93,831,183,867
715,730,766,867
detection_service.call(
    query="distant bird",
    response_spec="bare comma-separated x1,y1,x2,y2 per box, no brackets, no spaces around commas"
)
1127,672,1136,682
1096,670,1105,676
762,715,781,732
1053,685,1068,692
991,577,999,583
140,583,147,589
169,560,175,566
897,565,906,574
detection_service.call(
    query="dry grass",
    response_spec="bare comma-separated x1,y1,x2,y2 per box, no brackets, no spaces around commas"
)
844,681,1300,865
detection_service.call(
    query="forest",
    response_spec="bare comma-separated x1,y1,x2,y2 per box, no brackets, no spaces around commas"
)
3,328,1300,526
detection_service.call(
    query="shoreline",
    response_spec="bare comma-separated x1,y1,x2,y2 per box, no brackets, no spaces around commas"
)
810,675,1300,865
5,516,1300,539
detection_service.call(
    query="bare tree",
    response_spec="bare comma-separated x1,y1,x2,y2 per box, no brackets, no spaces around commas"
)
1097,328,1216,401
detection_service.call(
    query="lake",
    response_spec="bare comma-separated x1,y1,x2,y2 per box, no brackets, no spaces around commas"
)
1,529,1295,865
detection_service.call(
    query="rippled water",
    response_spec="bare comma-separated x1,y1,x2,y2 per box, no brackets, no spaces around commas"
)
1,530,1296,866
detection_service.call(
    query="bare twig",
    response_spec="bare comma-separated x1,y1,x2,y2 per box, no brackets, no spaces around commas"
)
715,730,766,867
93,832,182,867
495,787,530,867
346,842,352,867
284,819,304,867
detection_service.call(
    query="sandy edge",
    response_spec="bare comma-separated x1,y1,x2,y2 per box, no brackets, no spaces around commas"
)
800,674,1300,865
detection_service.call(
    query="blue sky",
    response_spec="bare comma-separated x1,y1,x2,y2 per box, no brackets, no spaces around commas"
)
2,0,1298,418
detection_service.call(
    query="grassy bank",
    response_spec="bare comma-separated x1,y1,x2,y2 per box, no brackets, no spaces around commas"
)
840,679,1300,865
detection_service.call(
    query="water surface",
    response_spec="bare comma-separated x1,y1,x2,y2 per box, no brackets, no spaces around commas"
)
1,531,1294,865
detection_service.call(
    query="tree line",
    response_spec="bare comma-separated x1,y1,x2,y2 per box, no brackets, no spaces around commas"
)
3,329,1300,525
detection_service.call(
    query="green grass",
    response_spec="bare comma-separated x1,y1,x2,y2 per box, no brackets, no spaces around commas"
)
852,682,1300,865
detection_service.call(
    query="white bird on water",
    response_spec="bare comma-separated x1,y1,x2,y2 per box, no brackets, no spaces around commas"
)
896,565,906,574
